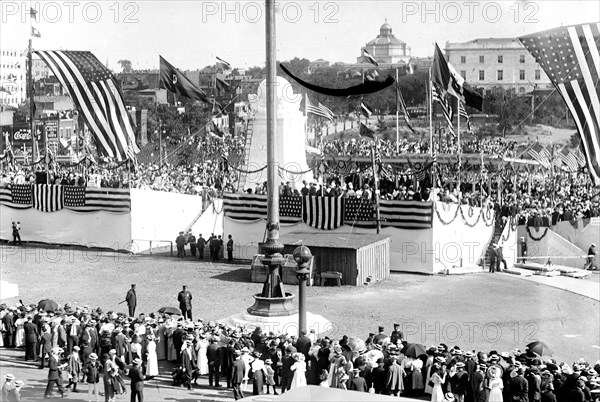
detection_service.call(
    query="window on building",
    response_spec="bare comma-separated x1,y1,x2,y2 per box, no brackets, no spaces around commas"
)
461,70,466,80
535,69,541,80
479,70,485,81
520,55,525,63
498,55,503,64
497,70,503,80
460,56,466,64
520,70,525,80
479,55,484,63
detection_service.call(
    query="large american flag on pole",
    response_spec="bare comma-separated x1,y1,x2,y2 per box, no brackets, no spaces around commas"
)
519,23,600,185
34,50,139,161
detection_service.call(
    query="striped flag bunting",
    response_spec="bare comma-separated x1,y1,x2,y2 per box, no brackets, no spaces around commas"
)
302,196,344,230
0,185,131,212
379,200,433,229
216,56,231,70
33,184,63,212
558,147,579,172
528,142,551,168
34,50,139,162
458,100,472,131
362,49,379,66
519,23,600,185
306,94,334,122
222,194,433,230
432,83,455,137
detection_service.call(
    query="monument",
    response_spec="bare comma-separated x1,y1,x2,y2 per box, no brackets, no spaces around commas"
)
224,0,330,336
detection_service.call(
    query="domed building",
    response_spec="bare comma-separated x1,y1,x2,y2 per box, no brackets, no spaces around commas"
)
357,21,412,67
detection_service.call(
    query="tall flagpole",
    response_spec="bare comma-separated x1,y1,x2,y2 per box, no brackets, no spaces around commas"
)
28,38,35,164
429,68,436,198
457,97,461,202
371,143,381,234
395,68,399,155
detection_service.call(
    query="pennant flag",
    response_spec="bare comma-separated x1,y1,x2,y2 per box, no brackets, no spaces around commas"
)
431,82,455,137
359,123,376,140
458,100,472,131
29,7,38,17
360,101,373,118
216,56,231,70
519,23,600,185
33,184,63,212
215,77,230,92
159,56,211,104
363,49,379,66
302,195,344,230
306,94,334,122
0,86,11,94
528,142,551,168
31,26,41,38
396,83,415,133
35,50,139,161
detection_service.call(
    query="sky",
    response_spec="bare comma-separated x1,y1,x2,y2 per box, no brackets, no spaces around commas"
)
1,0,599,71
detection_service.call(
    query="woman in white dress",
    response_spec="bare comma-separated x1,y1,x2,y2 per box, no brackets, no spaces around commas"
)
430,364,446,402
130,335,142,361
412,358,425,394
195,333,209,376
146,334,159,378
240,347,253,391
290,353,307,389
14,313,25,348
487,367,504,402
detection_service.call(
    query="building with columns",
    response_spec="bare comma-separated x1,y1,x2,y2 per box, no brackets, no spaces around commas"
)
355,21,415,73
444,38,552,94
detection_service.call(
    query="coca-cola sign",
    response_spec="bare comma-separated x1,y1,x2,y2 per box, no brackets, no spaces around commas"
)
14,130,32,141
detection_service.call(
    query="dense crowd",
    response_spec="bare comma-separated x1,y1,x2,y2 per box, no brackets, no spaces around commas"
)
1,301,598,401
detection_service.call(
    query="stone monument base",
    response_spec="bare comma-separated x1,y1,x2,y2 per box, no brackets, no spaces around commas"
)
223,310,332,336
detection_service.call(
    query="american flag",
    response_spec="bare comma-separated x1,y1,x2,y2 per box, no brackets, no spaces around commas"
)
222,194,302,223
379,200,434,229
303,196,344,230
396,83,415,133
306,94,334,122
458,100,472,131
432,83,455,137
6,184,31,208
33,184,63,212
519,23,600,185
574,147,587,167
34,50,139,161
344,197,374,227
528,142,551,168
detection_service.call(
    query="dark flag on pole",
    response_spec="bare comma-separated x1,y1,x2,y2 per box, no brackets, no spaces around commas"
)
396,83,415,133
458,100,472,131
159,56,211,104
360,101,373,118
519,22,600,185
359,123,376,140
362,49,379,66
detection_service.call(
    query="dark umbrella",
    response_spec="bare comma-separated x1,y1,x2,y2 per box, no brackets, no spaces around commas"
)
37,299,58,312
526,341,552,357
158,307,181,315
401,343,427,357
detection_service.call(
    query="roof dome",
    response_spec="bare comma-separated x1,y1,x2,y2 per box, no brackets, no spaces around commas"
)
380,22,392,32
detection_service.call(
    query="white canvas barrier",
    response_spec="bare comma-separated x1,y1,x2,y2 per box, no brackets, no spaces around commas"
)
0,204,132,250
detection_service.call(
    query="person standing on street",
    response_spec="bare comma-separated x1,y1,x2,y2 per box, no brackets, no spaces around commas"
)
126,284,137,318
176,231,186,258
129,358,145,402
44,347,66,398
188,232,197,257
177,286,193,320
227,235,234,262
23,315,38,361
11,222,21,245
197,234,206,260
231,349,246,400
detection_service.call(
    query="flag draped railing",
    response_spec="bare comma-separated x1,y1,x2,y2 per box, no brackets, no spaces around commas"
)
223,193,433,230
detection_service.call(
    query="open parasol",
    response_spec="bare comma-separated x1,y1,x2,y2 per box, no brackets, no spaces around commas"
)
401,343,427,357
37,299,59,312
526,341,552,357
158,307,181,315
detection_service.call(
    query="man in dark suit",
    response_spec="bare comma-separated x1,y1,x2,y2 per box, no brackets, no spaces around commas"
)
113,327,127,360
197,234,206,260
126,284,137,317
207,338,222,387
451,362,470,402
390,324,404,345
231,350,245,400
23,316,39,361
66,318,81,355
373,326,387,344
44,348,65,398
294,330,312,361
39,327,53,369
509,367,529,402
129,358,145,402
177,285,193,320
349,368,368,392
227,235,234,261
2,309,15,348
279,346,295,393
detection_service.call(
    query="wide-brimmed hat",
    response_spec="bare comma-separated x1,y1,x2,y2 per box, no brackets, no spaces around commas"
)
133,358,142,365
89,353,98,360
5,374,15,381
445,393,455,401
14,380,23,387
456,362,465,368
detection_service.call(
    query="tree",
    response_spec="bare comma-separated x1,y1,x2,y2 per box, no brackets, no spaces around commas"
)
117,59,133,73
496,90,529,136
287,57,310,75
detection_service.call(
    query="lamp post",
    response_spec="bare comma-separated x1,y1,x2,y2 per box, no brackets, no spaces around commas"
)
293,245,312,336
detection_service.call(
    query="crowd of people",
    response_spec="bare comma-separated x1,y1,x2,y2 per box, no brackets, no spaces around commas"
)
1,301,599,401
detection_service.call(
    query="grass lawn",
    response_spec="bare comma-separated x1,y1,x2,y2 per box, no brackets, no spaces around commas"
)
2,244,598,364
